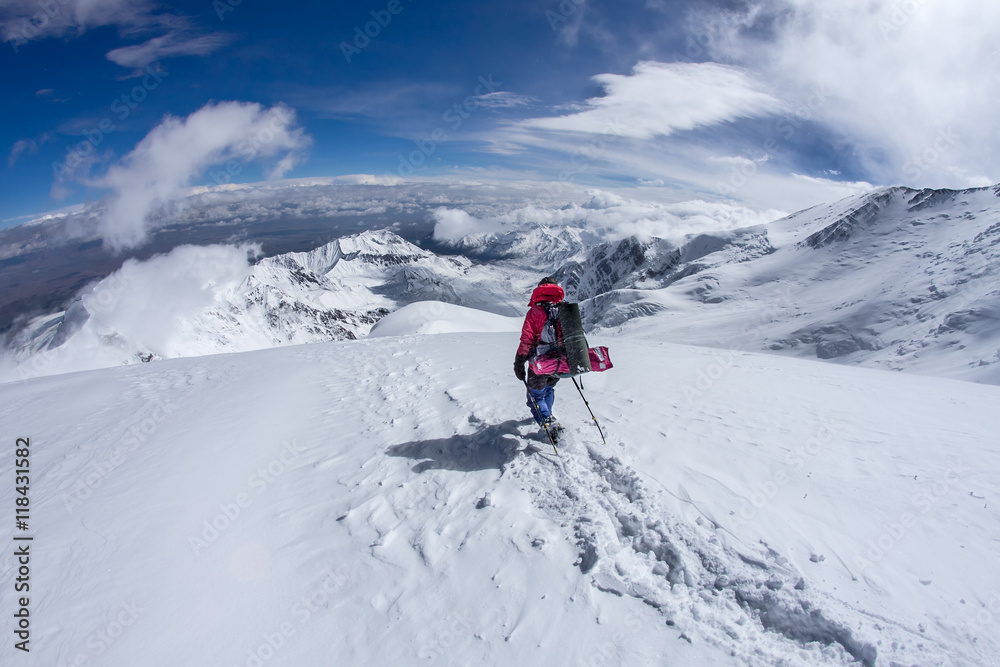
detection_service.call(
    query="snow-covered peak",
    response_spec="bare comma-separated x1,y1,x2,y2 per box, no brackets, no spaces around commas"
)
598,183,1000,383
260,229,446,279
335,228,429,262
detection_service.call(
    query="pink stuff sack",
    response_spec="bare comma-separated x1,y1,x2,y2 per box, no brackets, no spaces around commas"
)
588,346,613,372
529,355,570,376
529,347,613,376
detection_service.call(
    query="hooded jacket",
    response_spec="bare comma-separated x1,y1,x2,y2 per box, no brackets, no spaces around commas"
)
516,283,565,359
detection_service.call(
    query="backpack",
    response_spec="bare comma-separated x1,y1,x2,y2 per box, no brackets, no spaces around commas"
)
532,302,564,362
529,302,614,377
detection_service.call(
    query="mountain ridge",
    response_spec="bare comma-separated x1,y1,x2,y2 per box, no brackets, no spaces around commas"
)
2,183,999,385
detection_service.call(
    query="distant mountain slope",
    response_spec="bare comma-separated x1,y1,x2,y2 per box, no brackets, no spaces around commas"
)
1,230,522,380
4,184,999,385
558,185,1000,384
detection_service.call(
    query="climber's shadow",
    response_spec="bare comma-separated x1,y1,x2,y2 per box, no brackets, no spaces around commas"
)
387,419,543,473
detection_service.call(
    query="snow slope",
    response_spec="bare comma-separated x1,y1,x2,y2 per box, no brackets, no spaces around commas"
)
563,185,1000,384
369,301,521,337
1,323,997,666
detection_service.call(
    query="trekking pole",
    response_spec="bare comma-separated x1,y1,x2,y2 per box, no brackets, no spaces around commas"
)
524,380,559,455
571,376,606,445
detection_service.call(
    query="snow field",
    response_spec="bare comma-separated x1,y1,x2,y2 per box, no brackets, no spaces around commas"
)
0,330,997,665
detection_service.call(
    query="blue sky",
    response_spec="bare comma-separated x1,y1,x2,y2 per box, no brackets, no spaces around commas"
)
2,0,998,230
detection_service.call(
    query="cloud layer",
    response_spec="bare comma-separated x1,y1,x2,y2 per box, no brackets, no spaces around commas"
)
521,61,783,139
1,0,229,69
690,0,1000,188
469,3,997,210
95,101,311,251
105,31,233,69
0,0,153,43
432,188,785,245
480,59,876,213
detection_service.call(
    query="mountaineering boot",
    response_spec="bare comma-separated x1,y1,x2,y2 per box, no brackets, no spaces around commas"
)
543,416,564,443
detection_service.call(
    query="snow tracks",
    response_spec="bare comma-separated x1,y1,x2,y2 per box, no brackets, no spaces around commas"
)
503,429,949,667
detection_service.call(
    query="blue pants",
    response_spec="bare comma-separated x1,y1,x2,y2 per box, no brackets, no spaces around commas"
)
526,385,555,425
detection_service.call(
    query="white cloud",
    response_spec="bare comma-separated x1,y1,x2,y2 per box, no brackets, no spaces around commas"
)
329,174,405,185
432,189,785,246
473,92,537,109
432,207,503,241
473,121,873,214
94,101,311,251
519,61,783,139
1,0,230,70
468,5,997,213
0,0,154,43
301,82,461,119
786,174,877,201
105,31,231,69
80,244,254,356
475,60,870,213
8,139,37,166
691,0,1000,188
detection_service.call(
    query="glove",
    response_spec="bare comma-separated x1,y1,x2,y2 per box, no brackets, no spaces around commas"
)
513,355,528,382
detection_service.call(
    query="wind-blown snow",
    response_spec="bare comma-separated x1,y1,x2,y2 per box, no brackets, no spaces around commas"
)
0,332,996,666
1,230,510,381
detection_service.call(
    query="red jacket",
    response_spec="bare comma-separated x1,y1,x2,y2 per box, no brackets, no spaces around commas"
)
516,284,564,358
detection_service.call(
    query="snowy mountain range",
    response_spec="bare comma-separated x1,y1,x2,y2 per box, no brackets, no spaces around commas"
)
5,183,998,386
552,184,1000,384
2,229,519,379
